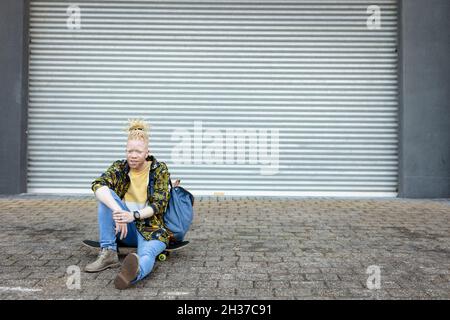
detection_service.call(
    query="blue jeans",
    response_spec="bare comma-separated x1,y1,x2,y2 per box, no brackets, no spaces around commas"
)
97,189,166,283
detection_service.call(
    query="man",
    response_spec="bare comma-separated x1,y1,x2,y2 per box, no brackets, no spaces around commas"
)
85,119,171,290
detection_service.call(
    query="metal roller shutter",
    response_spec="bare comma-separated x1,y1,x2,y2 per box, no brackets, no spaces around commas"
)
28,0,398,196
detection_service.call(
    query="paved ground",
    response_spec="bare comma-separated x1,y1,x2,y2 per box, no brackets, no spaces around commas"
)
0,195,448,300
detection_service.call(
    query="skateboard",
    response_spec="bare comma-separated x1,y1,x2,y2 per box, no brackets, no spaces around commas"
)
82,239,189,262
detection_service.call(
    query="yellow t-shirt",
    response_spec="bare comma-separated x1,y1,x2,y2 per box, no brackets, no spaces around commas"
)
124,160,151,212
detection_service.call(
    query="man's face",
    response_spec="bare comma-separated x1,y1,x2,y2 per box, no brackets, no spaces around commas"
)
126,139,149,170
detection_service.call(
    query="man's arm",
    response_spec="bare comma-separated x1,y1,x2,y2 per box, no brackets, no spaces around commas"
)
91,160,121,195
136,206,154,219
91,160,126,211
95,184,130,239
95,186,123,212
91,161,129,240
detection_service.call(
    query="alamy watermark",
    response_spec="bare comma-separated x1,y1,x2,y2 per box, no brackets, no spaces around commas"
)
366,265,381,290
66,265,81,290
65,4,382,31
171,121,280,175
66,4,81,30
366,5,381,30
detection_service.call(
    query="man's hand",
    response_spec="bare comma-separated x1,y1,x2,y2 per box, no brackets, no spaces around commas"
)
113,210,135,224
172,179,181,187
115,222,128,240
113,210,134,240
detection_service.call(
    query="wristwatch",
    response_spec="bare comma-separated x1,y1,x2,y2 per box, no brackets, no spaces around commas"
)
133,210,141,220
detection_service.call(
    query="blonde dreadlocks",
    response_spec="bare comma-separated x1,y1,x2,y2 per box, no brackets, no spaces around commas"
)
126,119,150,144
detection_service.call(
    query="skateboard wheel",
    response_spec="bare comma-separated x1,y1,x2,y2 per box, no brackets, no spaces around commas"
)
158,253,167,262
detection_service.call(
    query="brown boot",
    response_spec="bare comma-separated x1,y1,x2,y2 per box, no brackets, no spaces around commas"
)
114,253,140,290
84,248,120,273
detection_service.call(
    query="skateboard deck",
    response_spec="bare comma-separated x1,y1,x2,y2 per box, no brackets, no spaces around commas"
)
82,239,189,261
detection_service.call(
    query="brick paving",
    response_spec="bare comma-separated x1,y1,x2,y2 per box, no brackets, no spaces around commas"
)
0,195,448,300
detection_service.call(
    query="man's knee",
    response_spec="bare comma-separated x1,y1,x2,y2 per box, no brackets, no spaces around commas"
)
97,189,125,211
107,189,122,202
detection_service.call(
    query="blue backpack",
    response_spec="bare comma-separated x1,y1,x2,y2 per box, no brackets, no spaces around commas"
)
149,171,194,243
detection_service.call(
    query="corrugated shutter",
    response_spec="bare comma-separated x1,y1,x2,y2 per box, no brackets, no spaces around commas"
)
28,0,398,196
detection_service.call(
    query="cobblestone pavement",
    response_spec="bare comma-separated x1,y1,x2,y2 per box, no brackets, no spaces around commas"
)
0,195,448,300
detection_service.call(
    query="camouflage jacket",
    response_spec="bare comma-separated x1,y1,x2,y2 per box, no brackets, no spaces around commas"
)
91,155,172,245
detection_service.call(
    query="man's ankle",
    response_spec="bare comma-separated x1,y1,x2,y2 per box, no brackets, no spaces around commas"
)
101,246,117,252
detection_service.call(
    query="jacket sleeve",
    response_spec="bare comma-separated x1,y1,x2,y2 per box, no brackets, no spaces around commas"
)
91,160,120,193
149,162,171,219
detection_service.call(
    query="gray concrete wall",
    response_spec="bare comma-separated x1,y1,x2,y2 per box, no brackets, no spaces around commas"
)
0,0,29,194
398,0,450,198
